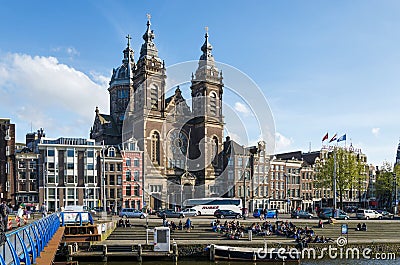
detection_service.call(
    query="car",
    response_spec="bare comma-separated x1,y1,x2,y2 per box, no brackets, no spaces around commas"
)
158,209,184,218
253,209,277,218
180,208,198,217
356,209,383,220
376,210,394,219
214,209,242,219
253,208,264,218
119,208,147,219
318,208,349,220
291,210,313,219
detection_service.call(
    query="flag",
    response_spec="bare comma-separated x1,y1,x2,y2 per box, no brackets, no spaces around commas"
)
322,133,328,142
329,133,337,143
337,134,346,142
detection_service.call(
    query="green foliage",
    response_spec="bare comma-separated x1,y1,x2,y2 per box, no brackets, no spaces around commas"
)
375,162,400,208
315,148,365,209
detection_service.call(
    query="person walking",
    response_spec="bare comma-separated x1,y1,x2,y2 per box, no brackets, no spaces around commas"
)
41,203,48,217
0,201,10,231
185,217,192,232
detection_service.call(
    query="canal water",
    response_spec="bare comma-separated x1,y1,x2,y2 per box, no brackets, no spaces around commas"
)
80,259,399,265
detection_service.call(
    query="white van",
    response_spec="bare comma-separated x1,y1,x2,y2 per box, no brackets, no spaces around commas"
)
64,205,91,212
356,209,382,220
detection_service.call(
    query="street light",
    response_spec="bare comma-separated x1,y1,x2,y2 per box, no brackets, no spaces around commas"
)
393,173,397,214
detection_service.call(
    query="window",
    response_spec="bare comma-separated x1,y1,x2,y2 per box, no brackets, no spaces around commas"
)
117,175,122,185
67,149,74,157
108,147,115,157
238,157,243,167
117,163,122,171
117,189,122,199
126,186,131,196
19,172,26,179
67,175,75,183
151,131,160,164
67,163,74,170
29,172,36,180
87,163,94,170
134,158,139,167
29,161,36,169
134,171,139,181
126,170,131,181
87,150,94,157
126,158,131,166
19,161,26,169
110,189,115,199
19,183,26,191
109,175,115,185
109,164,115,171
118,89,129,99
209,92,217,116
67,189,75,200
150,84,158,109
134,186,140,196
48,149,55,156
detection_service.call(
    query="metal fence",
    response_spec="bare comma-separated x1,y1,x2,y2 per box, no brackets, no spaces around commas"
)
0,213,60,265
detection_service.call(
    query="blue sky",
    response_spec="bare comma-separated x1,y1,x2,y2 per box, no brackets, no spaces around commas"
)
0,1,399,166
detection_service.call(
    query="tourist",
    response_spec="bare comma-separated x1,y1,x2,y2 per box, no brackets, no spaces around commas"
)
41,203,48,217
318,219,324,228
356,223,362,231
118,218,124,227
0,201,10,231
362,223,367,231
185,217,192,232
124,218,131,228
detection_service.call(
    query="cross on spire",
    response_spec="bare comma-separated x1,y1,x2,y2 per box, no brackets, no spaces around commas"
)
146,13,151,21
205,26,208,33
126,34,132,48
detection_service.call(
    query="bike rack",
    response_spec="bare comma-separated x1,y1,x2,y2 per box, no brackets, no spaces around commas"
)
0,213,60,265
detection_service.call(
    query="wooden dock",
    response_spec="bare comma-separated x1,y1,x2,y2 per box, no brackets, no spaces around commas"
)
35,226,65,265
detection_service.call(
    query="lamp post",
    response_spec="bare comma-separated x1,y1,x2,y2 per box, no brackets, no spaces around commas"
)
102,141,106,212
393,173,397,214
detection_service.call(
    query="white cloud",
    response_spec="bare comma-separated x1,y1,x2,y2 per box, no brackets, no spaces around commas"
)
275,132,293,152
51,46,80,57
372,127,380,137
0,53,108,140
234,102,250,116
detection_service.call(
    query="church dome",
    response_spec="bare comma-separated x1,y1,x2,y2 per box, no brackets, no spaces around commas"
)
110,35,136,87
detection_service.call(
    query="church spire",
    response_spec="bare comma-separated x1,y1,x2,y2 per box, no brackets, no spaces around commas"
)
139,13,159,59
194,27,222,83
122,34,134,65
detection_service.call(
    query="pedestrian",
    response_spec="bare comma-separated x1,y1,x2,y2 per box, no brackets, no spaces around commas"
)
41,203,48,217
17,205,24,219
185,217,192,232
0,201,10,231
276,209,279,220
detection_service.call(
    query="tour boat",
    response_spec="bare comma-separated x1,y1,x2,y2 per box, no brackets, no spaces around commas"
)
209,244,301,263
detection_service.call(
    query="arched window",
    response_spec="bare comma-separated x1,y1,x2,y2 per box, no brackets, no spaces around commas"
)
212,136,218,166
150,84,158,109
108,147,115,157
209,92,217,116
151,131,160,165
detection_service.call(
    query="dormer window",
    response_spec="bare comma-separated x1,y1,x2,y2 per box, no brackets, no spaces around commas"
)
108,147,115,157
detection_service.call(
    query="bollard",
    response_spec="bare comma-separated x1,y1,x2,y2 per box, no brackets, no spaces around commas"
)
23,215,27,225
102,245,108,262
68,245,73,261
137,244,142,262
252,250,256,261
172,242,178,262
248,229,252,241
15,216,20,227
210,244,215,261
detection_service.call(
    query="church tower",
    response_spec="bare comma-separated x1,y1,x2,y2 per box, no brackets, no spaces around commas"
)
396,140,400,166
109,35,135,130
190,29,224,197
130,16,167,210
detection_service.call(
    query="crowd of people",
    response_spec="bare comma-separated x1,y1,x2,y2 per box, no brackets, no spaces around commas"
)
163,217,193,232
211,219,334,244
211,219,247,240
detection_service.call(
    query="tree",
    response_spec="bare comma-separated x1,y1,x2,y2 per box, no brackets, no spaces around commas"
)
315,148,364,209
375,162,400,209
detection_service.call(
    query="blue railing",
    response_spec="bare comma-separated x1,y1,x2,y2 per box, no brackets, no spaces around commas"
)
59,211,94,226
0,213,60,265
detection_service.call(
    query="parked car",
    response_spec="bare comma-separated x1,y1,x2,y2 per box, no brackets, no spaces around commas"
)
291,210,313,219
119,208,147,219
318,208,349,220
214,209,241,219
356,209,383,220
158,209,184,218
376,210,394,219
180,208,198,217
253,209,277,218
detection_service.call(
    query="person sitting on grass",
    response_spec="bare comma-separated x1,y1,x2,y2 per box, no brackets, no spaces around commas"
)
124,218,131,228
362,223,367,231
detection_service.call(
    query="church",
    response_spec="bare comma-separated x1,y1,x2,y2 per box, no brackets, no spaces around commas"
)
90,17,227,210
